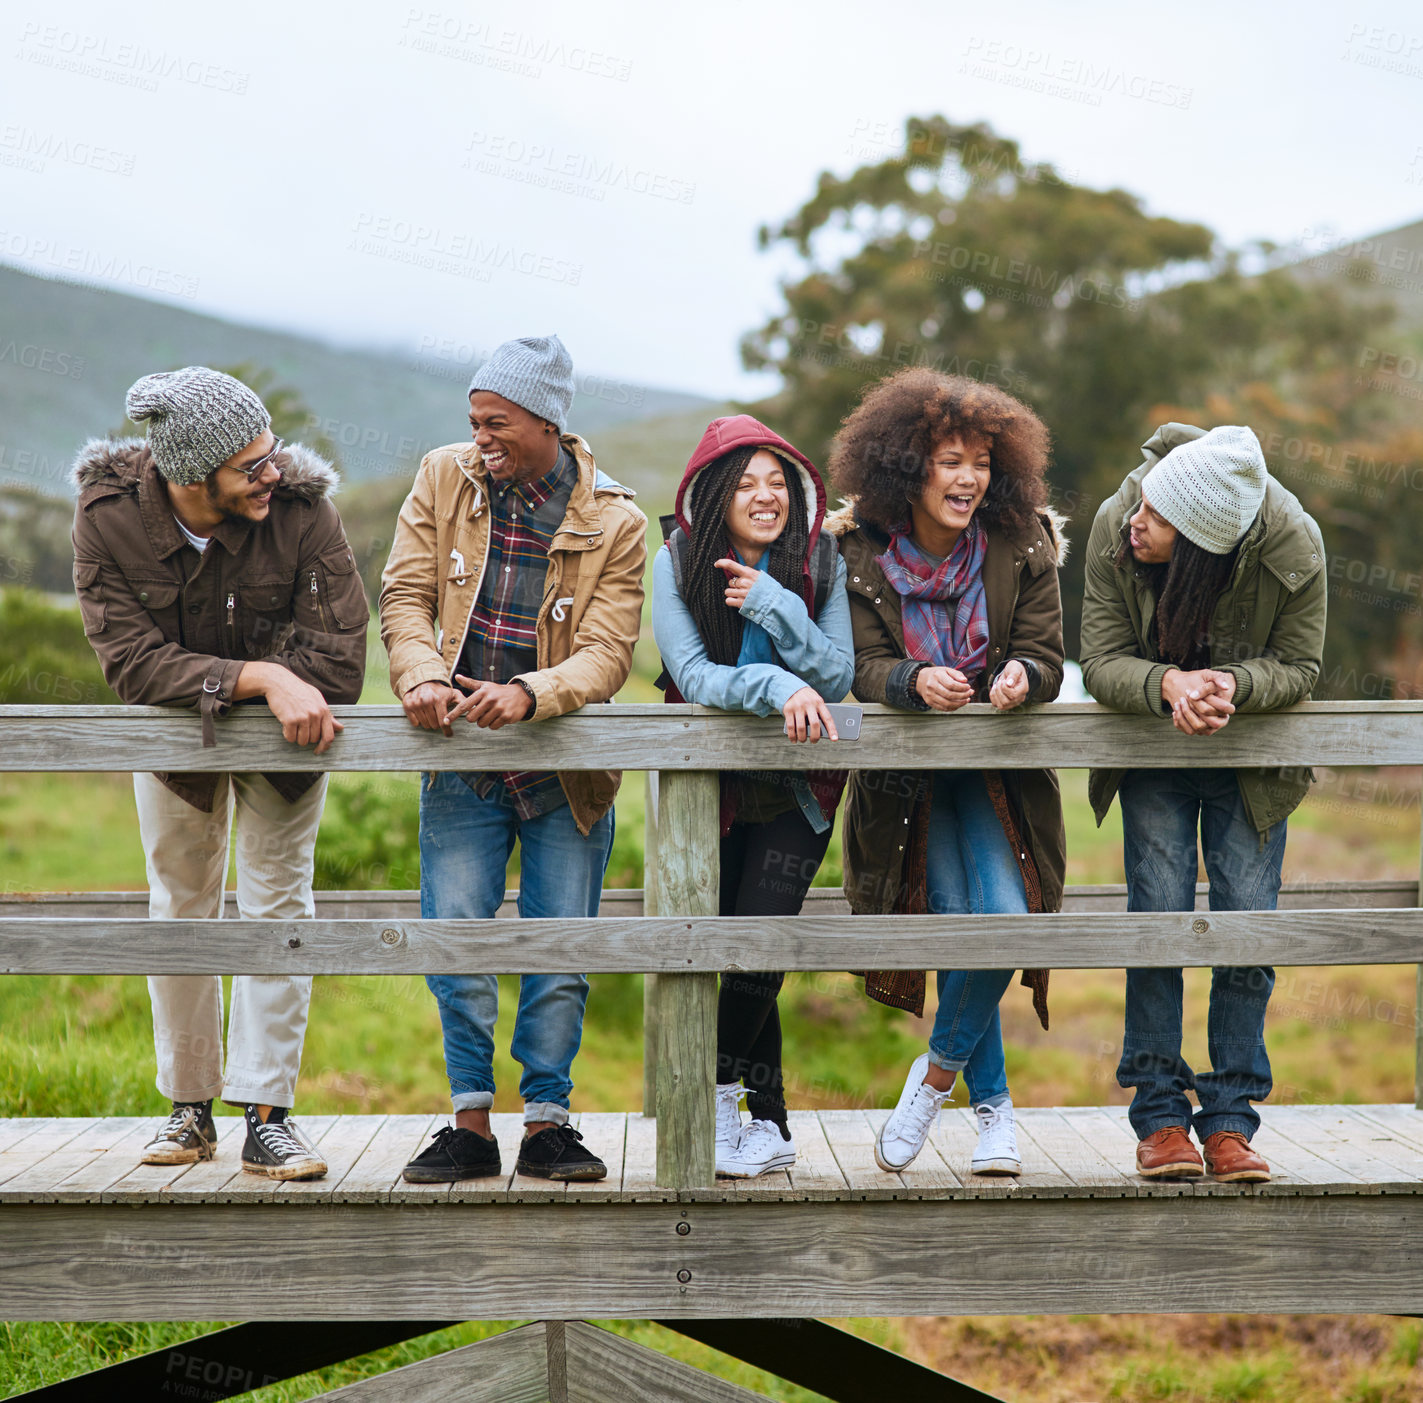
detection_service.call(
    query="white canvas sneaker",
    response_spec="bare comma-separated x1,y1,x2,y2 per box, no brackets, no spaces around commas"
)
714,1082,747,1174
716,1118,797,1178
875,1052,952,1172
971,1098,1021,1175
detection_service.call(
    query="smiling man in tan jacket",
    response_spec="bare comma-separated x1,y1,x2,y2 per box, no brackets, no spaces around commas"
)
379,334,645,1185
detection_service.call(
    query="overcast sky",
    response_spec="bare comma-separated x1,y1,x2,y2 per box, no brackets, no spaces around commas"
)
3,0,1421,398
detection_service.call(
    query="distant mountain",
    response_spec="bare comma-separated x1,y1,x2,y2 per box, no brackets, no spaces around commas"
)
1285,217,1423,330
0,262,714,496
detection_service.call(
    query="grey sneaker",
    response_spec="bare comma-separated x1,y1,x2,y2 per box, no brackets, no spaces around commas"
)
141,1101,217,1166
714,1082,746,1172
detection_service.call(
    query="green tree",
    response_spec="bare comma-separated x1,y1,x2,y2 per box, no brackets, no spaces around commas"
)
742,115,1394,651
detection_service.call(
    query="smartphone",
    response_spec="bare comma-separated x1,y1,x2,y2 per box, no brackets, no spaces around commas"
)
824,702,863,739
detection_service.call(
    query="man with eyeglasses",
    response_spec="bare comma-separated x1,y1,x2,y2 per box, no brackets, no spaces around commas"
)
72,366,368,1179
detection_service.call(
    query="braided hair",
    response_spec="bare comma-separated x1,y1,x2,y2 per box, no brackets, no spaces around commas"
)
682,446,810,666
1120,533,1240,667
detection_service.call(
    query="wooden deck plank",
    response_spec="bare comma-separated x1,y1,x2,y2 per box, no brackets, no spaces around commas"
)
620,1114,673,1200
102,1116,247,1203
817,1110,902,1195
784,1111,851,1196
1270,1106,1423,1189
0,1118,150,1201
0,1118,56,1155
280,1115,387,1201
565,1111,629,1201
42,1118,166,1202
1015,1108,1139,1197
1329,1107,1423,1181
331,1114,439,1203
1351,1103,1423,1155
0,1118,100,1191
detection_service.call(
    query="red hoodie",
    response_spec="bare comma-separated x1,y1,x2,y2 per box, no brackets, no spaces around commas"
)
671,414,829,613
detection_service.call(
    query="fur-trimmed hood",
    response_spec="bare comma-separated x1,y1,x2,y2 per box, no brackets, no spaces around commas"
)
72,437,339,502
822,500,1070,563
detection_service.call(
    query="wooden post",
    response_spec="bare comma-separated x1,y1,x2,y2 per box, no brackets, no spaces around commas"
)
651,769,718,1188
1416,822,1423,1110
642,770,660,1117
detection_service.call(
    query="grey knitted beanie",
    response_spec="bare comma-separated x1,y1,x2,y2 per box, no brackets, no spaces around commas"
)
1141,425,1267,555
125,366,271,485
469,335,574,431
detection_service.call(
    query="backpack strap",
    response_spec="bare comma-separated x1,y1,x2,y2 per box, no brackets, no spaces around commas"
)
806,530,840,619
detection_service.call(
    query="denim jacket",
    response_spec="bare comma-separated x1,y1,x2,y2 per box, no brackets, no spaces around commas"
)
651,546,855,831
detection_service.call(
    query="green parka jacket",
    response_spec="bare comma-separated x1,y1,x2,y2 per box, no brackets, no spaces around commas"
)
1080,423,1327,834
829,506,1069,1026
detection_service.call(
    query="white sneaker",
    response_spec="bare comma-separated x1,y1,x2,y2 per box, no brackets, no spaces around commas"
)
972,1098,1021,1175
714,1083,746,1173
717,1118,797,1178
875,1052,952,1172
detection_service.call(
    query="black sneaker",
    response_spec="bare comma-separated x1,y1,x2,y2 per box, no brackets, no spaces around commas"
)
240,1106,327,1181
402,1124,502,1183
141,1101,218,1165
515,1124,607,1181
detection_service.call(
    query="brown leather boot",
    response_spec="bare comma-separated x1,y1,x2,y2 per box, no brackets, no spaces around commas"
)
1202,1131,1271,1182
1135,1125,1204,1178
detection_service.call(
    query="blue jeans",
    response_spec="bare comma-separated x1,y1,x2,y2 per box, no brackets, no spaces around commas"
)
1117,768,1286,1142
419,771,615,1124
925,771,1025,1108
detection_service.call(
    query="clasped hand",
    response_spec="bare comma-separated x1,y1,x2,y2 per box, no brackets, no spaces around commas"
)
1162,668,1236,735
401,676,534,734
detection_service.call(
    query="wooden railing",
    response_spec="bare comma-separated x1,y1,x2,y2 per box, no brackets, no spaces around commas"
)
2,700,1421,1189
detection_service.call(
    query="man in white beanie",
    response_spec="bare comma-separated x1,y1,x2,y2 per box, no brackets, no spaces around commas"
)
380,335,646,1184
72,366,369,1180
1081,422,1326,1184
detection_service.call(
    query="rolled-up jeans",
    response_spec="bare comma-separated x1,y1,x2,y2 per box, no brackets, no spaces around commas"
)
135,771,327,1109
924,771,1026,1109
1117,767,1286,1142
419,771,614,1125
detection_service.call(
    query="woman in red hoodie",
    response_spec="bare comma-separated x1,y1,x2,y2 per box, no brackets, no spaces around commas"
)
652,416,855,1178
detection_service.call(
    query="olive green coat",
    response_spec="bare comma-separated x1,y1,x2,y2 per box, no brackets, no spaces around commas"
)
1079,422,1327,834
830,508,1069,921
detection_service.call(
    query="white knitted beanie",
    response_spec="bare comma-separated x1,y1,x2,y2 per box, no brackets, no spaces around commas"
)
1141,425,1267,555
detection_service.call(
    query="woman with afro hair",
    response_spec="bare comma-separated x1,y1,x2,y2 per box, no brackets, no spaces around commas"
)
826,368,1068,1177
653,414,855,1179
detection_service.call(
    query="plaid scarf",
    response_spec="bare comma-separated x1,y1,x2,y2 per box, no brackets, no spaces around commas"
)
875,519,990,680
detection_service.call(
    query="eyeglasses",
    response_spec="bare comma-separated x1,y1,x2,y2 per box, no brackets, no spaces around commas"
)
233,437,284,482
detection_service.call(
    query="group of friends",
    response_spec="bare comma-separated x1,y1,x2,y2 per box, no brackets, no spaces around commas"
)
70,333,1326,1187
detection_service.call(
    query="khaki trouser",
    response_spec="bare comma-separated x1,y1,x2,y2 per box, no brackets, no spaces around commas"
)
134,772,328,1108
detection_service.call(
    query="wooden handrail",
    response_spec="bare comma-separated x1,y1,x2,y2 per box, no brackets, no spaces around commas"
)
1,700,1421,771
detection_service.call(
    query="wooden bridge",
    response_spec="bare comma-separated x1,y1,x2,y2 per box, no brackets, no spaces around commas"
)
2,700,1422,1400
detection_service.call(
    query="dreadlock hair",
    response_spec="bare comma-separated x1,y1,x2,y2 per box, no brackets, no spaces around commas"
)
682,445,810,667
1117,532,1240,667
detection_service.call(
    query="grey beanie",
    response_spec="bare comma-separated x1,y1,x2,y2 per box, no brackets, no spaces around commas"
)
1141,425,1267,555
125,366,271,485
469,334,574,431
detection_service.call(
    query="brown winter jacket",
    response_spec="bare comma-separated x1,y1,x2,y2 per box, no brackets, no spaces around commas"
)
71,438,369,812
378,435,647,836
829,506,1069,1027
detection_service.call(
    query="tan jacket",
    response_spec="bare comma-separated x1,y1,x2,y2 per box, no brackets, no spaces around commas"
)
379,434,646,834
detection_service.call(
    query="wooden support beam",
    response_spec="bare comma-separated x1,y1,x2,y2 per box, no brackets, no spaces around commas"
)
562,1321,773,1403
306,1321,549,1401
2,700,1422,773
3,908,1422,975
642,772,660,1119
651,770,718,1190
5,1197,1423,1320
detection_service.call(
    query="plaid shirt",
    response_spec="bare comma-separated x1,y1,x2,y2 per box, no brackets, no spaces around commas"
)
456,448,575,818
